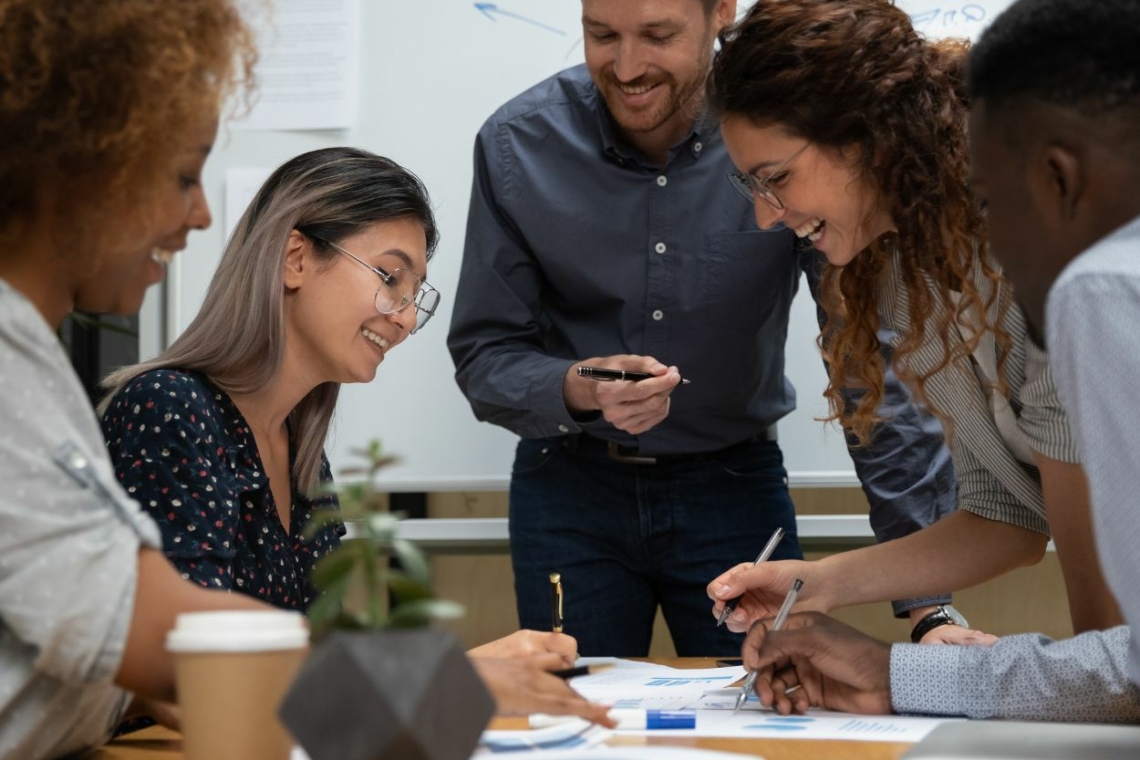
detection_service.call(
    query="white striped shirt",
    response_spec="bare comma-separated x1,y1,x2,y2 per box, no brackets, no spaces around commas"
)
877,248,1079,536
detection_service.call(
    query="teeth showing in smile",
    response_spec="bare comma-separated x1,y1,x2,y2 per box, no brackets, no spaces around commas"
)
151,248,174,264
793,218,825,242
619,82,655,95
362,328,390,350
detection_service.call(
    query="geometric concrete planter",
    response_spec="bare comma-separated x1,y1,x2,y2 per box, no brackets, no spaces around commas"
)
280,629,494,760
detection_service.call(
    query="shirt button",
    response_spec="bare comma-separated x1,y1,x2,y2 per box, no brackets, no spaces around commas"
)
656,175,668,187
558,424,569,433
652,310,664,321
654,242,667,254
693,141,704,154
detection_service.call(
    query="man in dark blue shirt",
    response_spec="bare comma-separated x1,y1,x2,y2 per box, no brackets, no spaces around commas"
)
448,0,955,656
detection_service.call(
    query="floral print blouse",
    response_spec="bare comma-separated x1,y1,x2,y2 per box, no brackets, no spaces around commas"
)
100,370,343,612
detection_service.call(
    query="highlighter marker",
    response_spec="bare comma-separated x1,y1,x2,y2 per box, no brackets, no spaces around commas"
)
529,708,696,730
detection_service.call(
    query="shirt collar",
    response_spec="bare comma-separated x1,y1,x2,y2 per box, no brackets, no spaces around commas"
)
593,85,718,168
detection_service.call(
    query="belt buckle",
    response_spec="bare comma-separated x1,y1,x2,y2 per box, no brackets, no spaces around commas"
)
607,441,657,465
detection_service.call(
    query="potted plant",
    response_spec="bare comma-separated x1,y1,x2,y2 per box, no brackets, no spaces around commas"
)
279,442,495,760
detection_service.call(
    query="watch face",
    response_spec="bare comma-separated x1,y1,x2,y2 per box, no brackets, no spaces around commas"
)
942,605,969,628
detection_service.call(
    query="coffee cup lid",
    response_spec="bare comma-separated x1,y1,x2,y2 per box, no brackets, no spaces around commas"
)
166,610,309,653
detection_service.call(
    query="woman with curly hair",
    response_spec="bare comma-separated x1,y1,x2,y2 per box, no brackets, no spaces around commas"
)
706,0,1120,641
0,2,263,756
0,2,606,756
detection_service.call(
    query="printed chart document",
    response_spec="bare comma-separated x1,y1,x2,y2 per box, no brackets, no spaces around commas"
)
475,748,763,760
570,662,748,711
476,721,611,754
564,659,957,743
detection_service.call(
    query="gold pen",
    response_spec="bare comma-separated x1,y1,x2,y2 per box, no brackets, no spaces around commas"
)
549,572,564,633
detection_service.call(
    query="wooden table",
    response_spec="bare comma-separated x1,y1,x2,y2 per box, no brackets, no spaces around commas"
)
96,659,912,760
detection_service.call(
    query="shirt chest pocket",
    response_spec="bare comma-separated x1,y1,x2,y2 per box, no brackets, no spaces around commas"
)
705,230,799,335
53,440,161,547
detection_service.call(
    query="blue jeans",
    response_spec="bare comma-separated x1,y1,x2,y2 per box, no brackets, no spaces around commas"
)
509,434,802,657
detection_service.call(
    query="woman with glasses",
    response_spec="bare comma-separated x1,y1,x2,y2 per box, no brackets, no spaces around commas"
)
706,0,1121,642
97,147,599,677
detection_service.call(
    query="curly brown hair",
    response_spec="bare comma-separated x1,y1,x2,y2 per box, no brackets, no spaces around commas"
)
0,0,256,253
707,0,1009,443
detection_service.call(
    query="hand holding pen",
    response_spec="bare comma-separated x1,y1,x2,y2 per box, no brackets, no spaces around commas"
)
735,578,803,714
709,553,820,633
565,356,685,436
716,527,784,627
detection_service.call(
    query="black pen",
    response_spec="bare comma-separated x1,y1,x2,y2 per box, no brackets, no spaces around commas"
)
716,527,785,628
578,366,691,385
550,663,614,680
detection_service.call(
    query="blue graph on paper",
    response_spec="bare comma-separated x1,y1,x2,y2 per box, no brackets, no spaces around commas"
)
644,677,736,687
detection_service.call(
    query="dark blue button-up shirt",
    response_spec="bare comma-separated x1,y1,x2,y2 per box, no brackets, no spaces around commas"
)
448,65,956,614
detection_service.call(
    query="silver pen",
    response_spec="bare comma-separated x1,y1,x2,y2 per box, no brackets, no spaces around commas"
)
734,578,804,714
716,527,785,627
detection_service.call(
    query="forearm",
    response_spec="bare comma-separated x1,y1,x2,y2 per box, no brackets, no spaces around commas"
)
452,347,585,437
892,626,1140,721
820,510,1047,610
1036,452,1124,632
117,549,268,700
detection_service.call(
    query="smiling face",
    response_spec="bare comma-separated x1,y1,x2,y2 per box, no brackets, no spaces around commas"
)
582,0,734,155
720,116,896,266
283,218,429,386
74,115,218,316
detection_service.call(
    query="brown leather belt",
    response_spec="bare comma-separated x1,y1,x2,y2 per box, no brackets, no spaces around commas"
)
601,425,778,466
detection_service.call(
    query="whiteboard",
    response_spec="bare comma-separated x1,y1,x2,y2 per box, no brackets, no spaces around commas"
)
153,0,1012,492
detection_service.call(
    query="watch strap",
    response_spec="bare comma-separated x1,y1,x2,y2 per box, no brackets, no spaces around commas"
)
910,606,959,643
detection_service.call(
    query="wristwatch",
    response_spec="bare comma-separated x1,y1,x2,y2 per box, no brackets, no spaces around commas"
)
910,604,969,643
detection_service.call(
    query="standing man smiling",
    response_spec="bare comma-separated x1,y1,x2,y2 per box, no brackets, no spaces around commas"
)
448,0,953,657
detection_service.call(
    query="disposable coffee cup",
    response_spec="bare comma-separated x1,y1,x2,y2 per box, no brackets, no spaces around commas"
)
167,610,309,760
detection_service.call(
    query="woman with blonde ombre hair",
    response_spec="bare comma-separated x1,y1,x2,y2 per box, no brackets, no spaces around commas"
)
707,0,1119,642
98,146,612,725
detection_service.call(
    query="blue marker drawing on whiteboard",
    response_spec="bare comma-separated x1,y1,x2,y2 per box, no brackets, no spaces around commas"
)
909,4,987,32
474,3,567,36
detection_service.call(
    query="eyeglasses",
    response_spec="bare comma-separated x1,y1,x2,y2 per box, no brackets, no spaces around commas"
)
324,239,441,335
728,143,810,210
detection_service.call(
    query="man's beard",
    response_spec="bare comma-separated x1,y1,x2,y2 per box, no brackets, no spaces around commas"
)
600,53,709,136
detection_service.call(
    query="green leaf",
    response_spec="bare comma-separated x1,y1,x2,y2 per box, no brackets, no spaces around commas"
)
310,548,356,590
306,567,353,632
387,599,465,628
365,512,398,543
391,538,431,587
388,570,434,605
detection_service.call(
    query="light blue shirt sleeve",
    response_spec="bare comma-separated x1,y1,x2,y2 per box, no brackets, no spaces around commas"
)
1047,214,1140,686
891,626,1140,722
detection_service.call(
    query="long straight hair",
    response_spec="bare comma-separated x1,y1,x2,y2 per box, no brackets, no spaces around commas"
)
100,147,438,494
